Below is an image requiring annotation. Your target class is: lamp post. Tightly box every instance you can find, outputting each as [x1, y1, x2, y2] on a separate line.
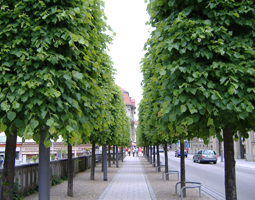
[195, 137, 197, 154]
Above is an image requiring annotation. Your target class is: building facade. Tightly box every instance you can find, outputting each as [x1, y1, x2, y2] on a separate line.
[120, 88, 136, 144]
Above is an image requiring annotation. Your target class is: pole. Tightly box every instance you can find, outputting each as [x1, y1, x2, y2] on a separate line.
[39, 126, 50, 200]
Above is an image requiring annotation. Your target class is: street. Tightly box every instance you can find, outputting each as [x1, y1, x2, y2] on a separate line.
[159, 151, 255, 200]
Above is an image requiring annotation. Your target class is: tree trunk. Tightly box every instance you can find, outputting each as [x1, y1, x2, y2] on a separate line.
[223, 127, 237, 200]
[102, 144, 107, 181]
[90, 142, 95, 180]
[153, 144, 156, 167]
[39, 126, 50, 200]
[180, 141, 186, 197]
[156, 144, 160, 172]
[121, 147, 124, 162]
[164, 141, 169, 180]
[108, 145, 111, 167]
[147, 146, 149, 161]
[116, 146, 119, 168]
[2, 131, 17, 200]
[149, 146, 152, 163]
[112, 145, 115, 164]
[147, 146, 150, 159]
[67, 142, 73, 197]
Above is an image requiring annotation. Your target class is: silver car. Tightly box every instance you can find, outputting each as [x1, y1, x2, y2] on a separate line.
[193, 150, 217, 164]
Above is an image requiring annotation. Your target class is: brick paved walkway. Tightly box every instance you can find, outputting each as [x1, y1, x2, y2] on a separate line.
[99, 156, 155, 200]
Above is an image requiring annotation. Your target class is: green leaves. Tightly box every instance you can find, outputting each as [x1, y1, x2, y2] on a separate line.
[7, 111, 16, 121]
[31, 119, 39, 130]
[138, 0, 255, 147]
[180, 105, 187, 113]
[44, 140, 52, 148]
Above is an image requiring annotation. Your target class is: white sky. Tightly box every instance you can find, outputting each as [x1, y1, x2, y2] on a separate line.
[104, 0, 151, 120]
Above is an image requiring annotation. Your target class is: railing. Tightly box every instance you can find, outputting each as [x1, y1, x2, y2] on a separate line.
[0, 155, 91, 195]
[95, 152, 124, 163]
[0, 152, 125, 196]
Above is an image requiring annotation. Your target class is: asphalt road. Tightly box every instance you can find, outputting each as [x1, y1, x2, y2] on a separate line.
[159, 151, 255, 200]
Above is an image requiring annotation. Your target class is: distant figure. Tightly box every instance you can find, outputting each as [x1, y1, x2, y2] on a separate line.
[186, 147, 189, 154]
[128, 148, 131, 156]
[132, 148, 135, 157]
[138, 148, 142, 156]
[0, 156, 3, 167]
[136, 148, 139, 157]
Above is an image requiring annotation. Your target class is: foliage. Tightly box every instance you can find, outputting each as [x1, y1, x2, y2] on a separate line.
[61, 148, 67, 158]
[138, 0, 255, 143]
[52, 174, 63, 186]
[51, 154, 55, 161]
[31, 155, 38, 163]
[0, 0, 114, 147]
[139, 1, 255, 199]
[13, 178, 22, 200]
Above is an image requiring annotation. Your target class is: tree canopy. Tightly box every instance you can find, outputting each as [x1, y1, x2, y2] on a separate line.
[0, 0, 116, 147]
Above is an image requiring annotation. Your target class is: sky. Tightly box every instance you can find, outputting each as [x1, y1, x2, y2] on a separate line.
[104, 0, 151, 120]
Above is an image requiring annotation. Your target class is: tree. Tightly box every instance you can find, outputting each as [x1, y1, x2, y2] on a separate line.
[143, 1, 255, 199]
[0, 0, 113, 198]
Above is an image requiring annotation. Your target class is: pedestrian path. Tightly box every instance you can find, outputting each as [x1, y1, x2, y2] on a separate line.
[99, 156, 156, 200]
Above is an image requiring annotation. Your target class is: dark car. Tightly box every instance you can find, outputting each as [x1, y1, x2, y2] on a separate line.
[175, 149, 187, 157]
[193, 150, 217, 164]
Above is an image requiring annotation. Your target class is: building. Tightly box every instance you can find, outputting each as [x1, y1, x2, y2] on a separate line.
[134, 120, 138, 143]
[120, 88, 136, 144]
[0, 132, 91, 163]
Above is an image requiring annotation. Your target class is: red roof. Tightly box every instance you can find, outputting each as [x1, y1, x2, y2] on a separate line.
[122, 93, 132, 105]
[119, 87, 135, 107]
[120, 88, 128, 93]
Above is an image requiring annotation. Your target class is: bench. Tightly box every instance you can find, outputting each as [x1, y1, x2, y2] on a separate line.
[162, 170, 179, 181]
[175, 181, 202, 200]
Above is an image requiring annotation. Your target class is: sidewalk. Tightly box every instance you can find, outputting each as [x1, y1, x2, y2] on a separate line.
[24, 155, 211, 200]
[98, 156, 155, 200]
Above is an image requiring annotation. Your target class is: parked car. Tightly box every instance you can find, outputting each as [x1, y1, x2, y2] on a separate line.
[159, 147, 164, 153]
[175, 149, 187, 157]
[193, 150, 217, 164]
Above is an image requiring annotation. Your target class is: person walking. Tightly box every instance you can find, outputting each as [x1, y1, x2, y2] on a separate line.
[132, 148, 135, 157]
[128, 148, 131, 156]
[136, 147, 139, 157]
[0, 156, 3, 168]
[138, 147, 142, 157]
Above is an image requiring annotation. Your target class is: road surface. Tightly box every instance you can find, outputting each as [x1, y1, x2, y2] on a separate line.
[159, 151, 255, 200]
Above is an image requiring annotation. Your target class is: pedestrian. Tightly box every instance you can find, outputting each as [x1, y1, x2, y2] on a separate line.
[138, 147, 142, 157]
[132, 148, 135, 157]
[136, 147, 139, 157]
[128, 148, 131, 156]
[0, 156, 3, 168]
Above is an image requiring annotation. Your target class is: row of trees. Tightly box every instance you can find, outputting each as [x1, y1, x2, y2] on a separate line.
[0, 0, 130, 199]
[137, 1, 255, 200]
